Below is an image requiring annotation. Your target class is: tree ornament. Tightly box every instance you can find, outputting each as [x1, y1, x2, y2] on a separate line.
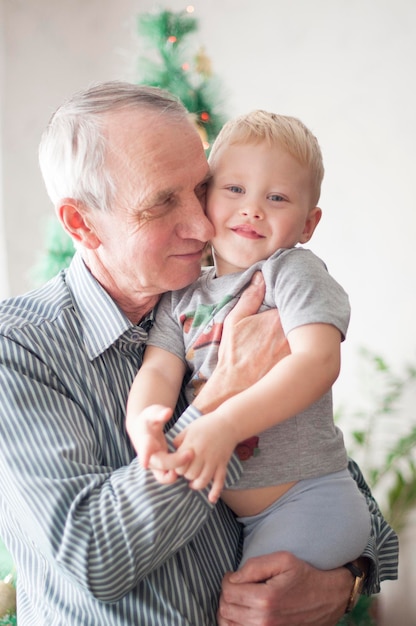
[195, 47, 212, 78]
[136, 8, 227, 149]
[0, 575, 16, 619]
[196, 124, 209, 150]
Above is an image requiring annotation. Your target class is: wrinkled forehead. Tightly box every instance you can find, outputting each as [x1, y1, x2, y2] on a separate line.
[102, 108, 208, 207]
[104, 107, 198, 162]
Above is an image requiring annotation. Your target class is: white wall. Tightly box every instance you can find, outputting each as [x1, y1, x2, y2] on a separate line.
[0, 0, 9, 297]
[1, 0, 415, 621]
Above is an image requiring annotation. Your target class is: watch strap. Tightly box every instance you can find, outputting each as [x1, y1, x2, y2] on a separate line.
[343, 562, 366, 613]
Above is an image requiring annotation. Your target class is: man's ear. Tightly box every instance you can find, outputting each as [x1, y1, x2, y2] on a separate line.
[57, 199, 101, 249]
[299, 207, 322, 244]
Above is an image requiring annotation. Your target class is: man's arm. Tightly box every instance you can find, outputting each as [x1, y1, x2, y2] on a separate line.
[347, 457, 399, 593]
[0, 273, 285, 602]
[0, 339, 225, 602]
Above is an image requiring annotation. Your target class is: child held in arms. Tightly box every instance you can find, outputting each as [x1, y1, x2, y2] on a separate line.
[126, 110, 370, 569]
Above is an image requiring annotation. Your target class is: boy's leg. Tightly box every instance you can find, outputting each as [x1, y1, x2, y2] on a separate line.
[237, 469, 371, 570]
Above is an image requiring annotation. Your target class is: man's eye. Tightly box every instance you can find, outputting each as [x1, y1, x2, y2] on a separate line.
[196, 183, 208, 201]
[139, 196, 176, 221]
[157, 195, 178, 210]
[162, 195, 175, 205]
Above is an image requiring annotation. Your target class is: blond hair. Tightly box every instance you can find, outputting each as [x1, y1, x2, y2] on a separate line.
[209, 110, 324, 205]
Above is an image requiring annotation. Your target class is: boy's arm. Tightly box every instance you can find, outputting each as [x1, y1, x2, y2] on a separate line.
[217, 321, 341, 442]
[127, 345, 186, 416]
[171, 322, 341, 500]
[126, 346, 190, 475]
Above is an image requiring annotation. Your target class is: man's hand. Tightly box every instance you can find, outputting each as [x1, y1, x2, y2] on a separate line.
[217, 552, 351, 626]
[194, 272, 290, 414]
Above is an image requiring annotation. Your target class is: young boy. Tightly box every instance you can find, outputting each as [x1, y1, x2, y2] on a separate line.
[126, 110, 370, 569]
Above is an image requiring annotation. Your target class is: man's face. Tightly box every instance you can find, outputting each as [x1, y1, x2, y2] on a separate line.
[86, 109, 214, 310]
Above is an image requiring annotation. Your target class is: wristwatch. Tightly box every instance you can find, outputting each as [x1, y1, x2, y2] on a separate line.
[343, 562, 366, 613]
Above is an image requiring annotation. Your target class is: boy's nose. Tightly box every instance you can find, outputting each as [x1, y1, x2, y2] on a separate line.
[239, 204, 264, 220]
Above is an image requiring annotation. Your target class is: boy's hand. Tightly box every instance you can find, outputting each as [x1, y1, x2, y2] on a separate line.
[127, 404, 193, 484]
[172, 413, 238, 503]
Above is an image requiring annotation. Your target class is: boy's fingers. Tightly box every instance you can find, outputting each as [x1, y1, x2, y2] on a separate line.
[208, 467, 226, 503]
[152, 469, 178, 484]
[144, 405, 173, 427]
[150, 448, 194, 471]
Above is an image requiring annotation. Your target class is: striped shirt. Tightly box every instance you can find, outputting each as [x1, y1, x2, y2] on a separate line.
[0, 252, 398, 625]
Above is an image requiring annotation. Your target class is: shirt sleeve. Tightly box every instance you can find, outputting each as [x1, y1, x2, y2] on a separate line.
[347, 458, 399, 594]
[0, 332, 241, 603]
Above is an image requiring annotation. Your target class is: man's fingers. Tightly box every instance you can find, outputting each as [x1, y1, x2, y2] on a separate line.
[225, 271, 265, 322]
[228, 552, 288, 584]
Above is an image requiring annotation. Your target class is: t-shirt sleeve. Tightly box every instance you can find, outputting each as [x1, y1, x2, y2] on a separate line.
[146, 291, 187, 363]
[268, 248, 350, 340]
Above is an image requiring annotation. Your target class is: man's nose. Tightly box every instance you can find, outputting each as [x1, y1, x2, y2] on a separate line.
[177, 201, 215, 241]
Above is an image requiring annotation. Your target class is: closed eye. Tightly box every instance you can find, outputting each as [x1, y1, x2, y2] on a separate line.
[195, 181, 208, 203]
[138, 192, 177, 222]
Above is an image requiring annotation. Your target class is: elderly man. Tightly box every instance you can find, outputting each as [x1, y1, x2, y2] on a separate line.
[0, 82, 397, 625]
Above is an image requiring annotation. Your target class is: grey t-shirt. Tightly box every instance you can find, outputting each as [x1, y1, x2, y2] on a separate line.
[147, 247, 350, 488]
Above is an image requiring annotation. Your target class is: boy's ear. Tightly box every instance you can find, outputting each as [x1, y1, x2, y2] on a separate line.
[299, 207, 322, 244]
[57, 199, 101, 249]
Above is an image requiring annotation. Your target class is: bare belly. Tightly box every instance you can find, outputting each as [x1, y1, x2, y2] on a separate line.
[222, 481, 297, 517]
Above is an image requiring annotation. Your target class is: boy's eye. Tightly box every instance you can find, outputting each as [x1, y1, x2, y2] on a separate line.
[227, 185, 244, 194]
[269, 194, 285, 202]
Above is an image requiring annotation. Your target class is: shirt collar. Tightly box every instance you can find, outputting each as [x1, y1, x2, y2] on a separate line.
[65, 252, 154, 360]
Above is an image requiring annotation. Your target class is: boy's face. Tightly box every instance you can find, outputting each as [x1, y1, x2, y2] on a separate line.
[206, 141, 321, 276]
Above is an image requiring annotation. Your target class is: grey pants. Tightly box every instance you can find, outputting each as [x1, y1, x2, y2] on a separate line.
[237, 469, 371, 569]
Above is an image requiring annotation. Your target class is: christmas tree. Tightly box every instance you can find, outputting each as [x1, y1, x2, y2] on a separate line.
[31, 218, 76, 286]
[136, 7, 227, 150]
[33, 7, 224, 284]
